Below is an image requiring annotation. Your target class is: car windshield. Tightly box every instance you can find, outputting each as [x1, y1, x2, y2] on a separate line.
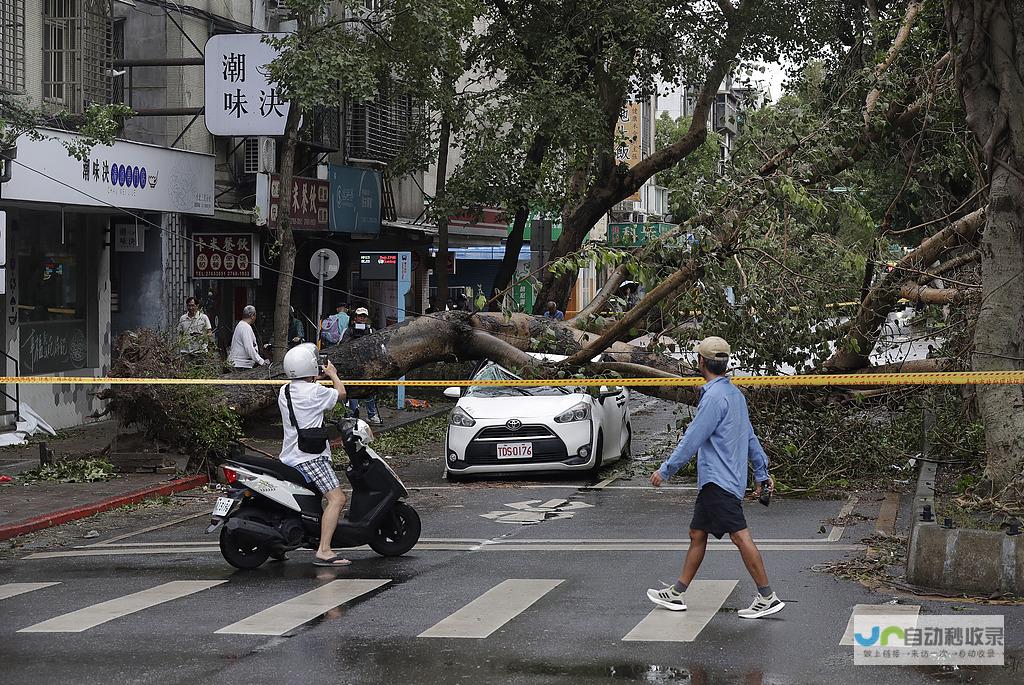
[466, 363, 568, 397]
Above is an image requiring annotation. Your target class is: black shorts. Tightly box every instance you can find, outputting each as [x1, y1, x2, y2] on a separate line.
[690, 482, 748, 539]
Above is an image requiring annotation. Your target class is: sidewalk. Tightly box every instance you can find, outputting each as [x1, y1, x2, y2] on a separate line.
[0, 403, 451, 542]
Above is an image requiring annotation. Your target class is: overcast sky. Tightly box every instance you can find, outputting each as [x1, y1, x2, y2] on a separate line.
[656, 62, 790, 118]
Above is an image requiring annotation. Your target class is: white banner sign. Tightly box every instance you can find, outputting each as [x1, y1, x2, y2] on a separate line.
[3, 129, 215, 215]
[114, 224, 145, 252]
[205, 33, 291, 136]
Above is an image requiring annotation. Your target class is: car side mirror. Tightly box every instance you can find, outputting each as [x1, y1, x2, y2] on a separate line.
[443, 387, 461, 400]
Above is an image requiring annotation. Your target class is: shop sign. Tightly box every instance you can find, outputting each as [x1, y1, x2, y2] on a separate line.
[191, 233, 260, 279]
[20, 320, 89, 374]
[260, 174, 330, 231]
[615, 103, 642, 201]
[3, 129, 215, 215]
[329, 164, 381, 234]
[114, 224, 145, 252]
[204, 33, 291, 136]
[607, 222, 675, 247]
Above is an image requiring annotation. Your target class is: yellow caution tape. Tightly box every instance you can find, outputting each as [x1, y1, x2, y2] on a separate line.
[1, 371, 1024, 387]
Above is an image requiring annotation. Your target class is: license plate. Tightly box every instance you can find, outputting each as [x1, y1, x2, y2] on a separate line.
[496, 442, 533, 459]
[212, 496, 234, 517]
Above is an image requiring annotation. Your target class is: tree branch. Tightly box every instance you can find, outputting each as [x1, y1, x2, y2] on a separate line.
[864, 0, 926, 124]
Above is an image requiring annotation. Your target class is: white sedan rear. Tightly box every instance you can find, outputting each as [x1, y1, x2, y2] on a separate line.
[444, 359, 631, 478]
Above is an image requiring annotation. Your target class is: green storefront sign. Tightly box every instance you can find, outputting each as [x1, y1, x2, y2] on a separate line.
[510, 280, 535, 312]
[607, 222, 675, 247]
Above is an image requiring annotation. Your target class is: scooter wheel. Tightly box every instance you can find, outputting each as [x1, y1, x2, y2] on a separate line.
[219, 527, 271, 569]
[369, 502, 421, 557]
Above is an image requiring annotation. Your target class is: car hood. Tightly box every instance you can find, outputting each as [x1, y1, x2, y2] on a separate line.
[459, 394, 587, 420]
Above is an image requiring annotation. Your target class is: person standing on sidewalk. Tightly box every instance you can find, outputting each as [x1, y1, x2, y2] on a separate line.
[646, 336, 784, 619]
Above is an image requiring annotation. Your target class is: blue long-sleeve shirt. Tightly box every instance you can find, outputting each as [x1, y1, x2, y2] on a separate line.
[658, 376, 770, 500]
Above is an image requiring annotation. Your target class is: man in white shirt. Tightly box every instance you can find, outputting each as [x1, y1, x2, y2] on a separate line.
[227, 305, 267, 369]
[279, 345, 348, 566]
[177, 297, 212, 354]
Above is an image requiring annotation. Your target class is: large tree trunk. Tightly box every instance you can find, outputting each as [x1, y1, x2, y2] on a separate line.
[493, 134, 550, 301]
[271, 103, 304, 362]
[948, 0, 1024, 490]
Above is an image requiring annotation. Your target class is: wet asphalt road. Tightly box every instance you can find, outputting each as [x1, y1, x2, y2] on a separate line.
[2, 400, 1023, 684]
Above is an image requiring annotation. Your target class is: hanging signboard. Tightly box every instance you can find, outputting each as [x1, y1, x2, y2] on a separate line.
[205, 33, 291, 136]
[3, 129, 215, 215]
[257, 173, 330, 231]
[615, 103, 642, 202]
[114, 224, 145, 252]
[191, 233, 260, 279]
[329, 164, 381, 234]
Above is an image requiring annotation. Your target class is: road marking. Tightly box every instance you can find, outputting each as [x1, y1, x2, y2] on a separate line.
[827, 495, 860, 542]
[87, 512, 211, 546]
[0, 582, 60, 601]
[480, 499, 593, 524]
[24, 539, 864, 559]
[215, 579, 390, 636]
[875, 492, 900, 535]
[18, 580, 225, 633]
[623, 580, 737, 642]
[418, 579, 563, 638]
[840, 604, 920, 645]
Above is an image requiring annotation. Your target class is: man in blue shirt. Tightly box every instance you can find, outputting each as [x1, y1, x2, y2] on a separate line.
[647, 336, 784, 619]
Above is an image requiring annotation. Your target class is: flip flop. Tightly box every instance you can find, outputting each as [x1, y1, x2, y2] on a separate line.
[312, 556, 351, 567]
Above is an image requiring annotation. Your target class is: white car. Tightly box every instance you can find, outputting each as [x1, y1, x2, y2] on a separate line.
[443, 355, 632, 478]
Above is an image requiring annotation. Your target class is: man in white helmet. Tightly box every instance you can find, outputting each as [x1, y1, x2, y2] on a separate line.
[279, 343, 350, 566]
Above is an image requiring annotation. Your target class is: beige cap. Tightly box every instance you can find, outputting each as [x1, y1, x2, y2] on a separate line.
[696, 336, 730, 360]
[355, 307, 369, 315]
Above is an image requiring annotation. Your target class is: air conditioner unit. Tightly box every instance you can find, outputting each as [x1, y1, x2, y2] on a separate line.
[243, 137, 276, 175]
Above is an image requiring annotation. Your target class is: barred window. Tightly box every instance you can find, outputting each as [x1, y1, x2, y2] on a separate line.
[0, 0, 25, 93]
[42, 0, 111, 113]
[347, 93, 421, 163]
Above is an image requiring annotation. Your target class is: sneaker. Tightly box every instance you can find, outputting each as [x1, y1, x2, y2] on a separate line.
[646, 585, 687, 611]
[368, 415, 384, 426]
[737, 592, 785, 619]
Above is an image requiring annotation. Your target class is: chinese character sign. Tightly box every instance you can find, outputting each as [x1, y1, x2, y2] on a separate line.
[268, 174, 330, 231]
[192, 233, 259, 279]
[329, 164, 381, 235]
[205, 34, 291, 136]
[615, 102, 642, 201]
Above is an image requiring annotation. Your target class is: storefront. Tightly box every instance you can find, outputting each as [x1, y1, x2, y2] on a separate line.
[1, 128, 214, 429]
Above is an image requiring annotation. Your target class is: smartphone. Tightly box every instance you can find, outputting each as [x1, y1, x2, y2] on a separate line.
[758, 481, 772, 507]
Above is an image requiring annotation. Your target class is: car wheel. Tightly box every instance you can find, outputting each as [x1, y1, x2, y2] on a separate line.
[589, 431, 604, 477]
[620, 423, 632, 459]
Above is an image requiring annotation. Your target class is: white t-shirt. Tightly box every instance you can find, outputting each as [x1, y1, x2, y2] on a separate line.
[228, 320, 265, 368]
[278, 381, 340, 466]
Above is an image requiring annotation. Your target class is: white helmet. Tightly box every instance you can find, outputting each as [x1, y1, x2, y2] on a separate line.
[283, 342, 321, 379]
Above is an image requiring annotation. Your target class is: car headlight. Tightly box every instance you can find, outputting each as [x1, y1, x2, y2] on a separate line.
[554, 402, 591, 423]
[450, 406, 476, 427]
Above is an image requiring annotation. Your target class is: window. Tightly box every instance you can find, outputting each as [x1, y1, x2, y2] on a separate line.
[16, 211, 96, 373]
[347, 92, 421, 163]
[0, 0, 25, 93]
[42, 0, 111, 113]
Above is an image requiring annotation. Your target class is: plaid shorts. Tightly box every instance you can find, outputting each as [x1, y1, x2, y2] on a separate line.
[295, 457, 341, 494]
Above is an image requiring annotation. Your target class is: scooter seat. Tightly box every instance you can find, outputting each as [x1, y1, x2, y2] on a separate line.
[226, 452, 311, 488]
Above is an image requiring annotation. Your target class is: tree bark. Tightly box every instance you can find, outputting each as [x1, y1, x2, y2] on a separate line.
[272, 103, 304, 362]
[433, 116, 452, 310]
[531, 1, 756, 312]
[948, 0, 1024, 490]
[492, 134, 550, 299]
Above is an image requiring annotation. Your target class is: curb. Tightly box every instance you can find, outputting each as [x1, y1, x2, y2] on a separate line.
[0, 474, 209, 542]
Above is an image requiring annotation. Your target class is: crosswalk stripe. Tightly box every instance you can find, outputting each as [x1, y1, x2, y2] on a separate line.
[215, 579, 390, 636]
[18, 580, 225, 633]
[0, 582, 61, 601]
[622, 580, 738, 642]
[839, 604, 920, 645]
[418, 579, 563, 638]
